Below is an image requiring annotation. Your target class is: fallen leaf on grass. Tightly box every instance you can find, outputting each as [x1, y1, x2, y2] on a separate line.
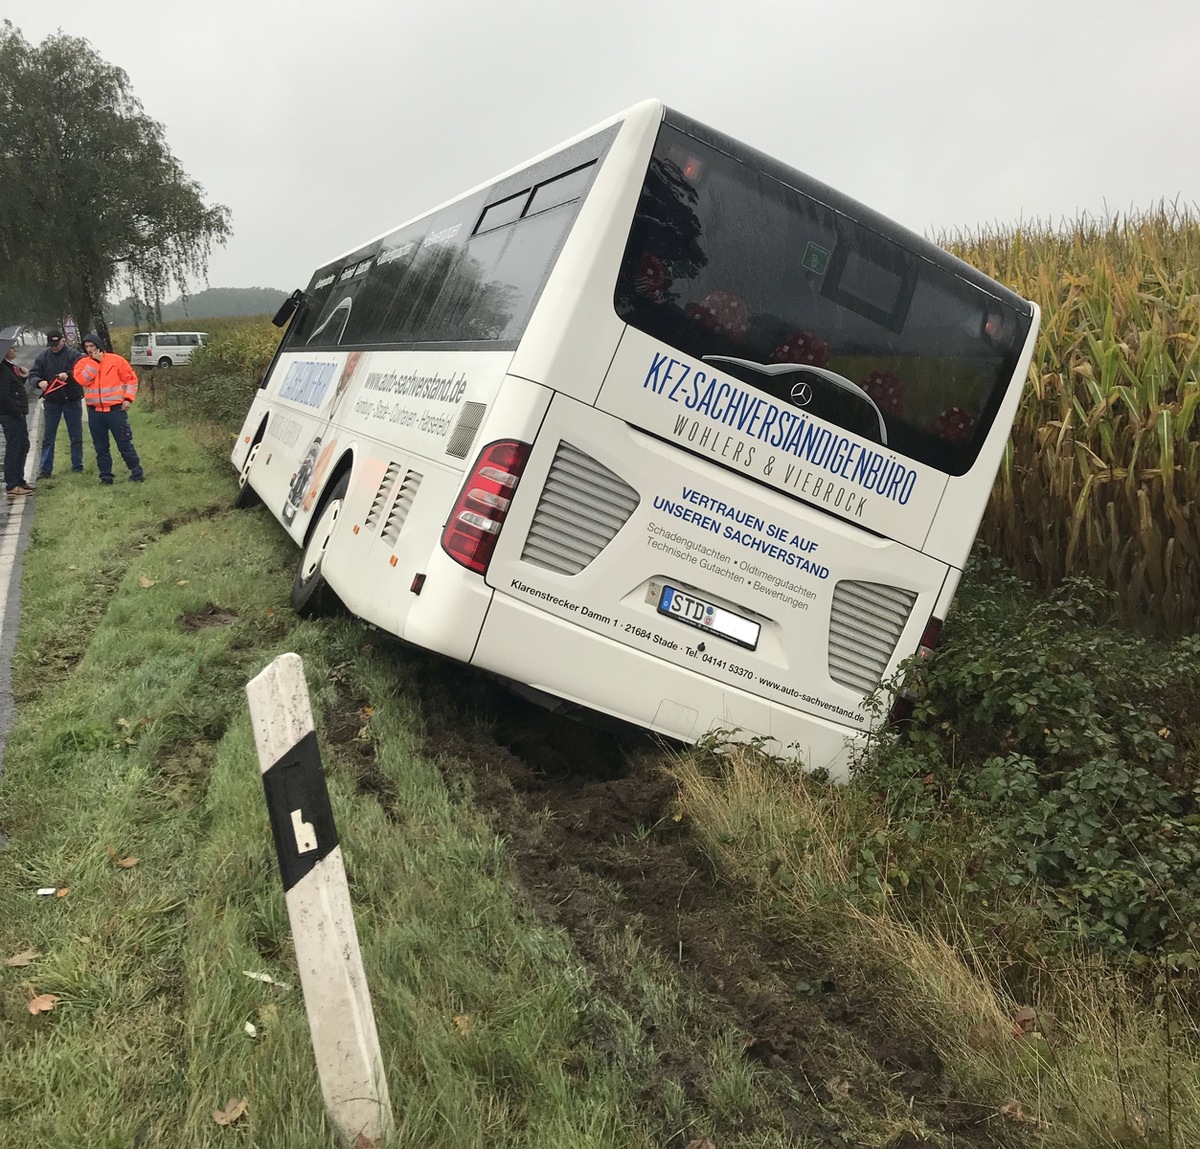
[106, 846, 140, 869]
[452, 1013, 472, 1035]
[177, 580, 189, 586]
[5, 949, 39, 967]
[138, 576, 156, 588]
[998, 1098, 1042, 1128]
[55, 888, 69, 898]
[354, 1136, 386, 1149]
[1011, 1005, 1039, 1037]
[242, 970, 292, 992]
[212, 1097, 247, 1126]
[826, 1074, 851, 1098]
[27, 992, 60, 1014]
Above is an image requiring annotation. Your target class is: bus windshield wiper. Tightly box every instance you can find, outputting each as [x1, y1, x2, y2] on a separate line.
[702, 356, 887, 446]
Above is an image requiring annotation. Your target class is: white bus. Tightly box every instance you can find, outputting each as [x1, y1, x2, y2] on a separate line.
[232, 100, 1039, 779]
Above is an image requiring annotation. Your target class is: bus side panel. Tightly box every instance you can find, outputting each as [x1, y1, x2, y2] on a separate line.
[250, 403, 335, 545]
[314, 373, 554, 658]
[236, 351, 348, 545]
[232, 393, 271, 471]
[243, 347, 518, 550]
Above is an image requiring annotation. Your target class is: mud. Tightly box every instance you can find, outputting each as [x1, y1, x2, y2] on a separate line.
[337, 652, 1012, 1147]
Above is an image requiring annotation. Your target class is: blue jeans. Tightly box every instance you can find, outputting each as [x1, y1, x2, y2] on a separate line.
[0, 413, 30, 489]
[87, 406, 143, 482]
[40, 400, 84, 475]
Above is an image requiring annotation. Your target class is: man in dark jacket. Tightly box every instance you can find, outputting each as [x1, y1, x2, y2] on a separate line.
[28, 330, 85, 477]
[0, 345, 35, 496]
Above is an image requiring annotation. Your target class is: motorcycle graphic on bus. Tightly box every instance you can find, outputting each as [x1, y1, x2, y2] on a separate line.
[281, 351, 363, 526]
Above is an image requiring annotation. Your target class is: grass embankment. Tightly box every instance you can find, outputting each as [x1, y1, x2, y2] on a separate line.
[0, 408, 661, 1147]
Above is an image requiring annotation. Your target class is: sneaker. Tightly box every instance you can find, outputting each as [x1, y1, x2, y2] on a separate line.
[99, 478, 113, 486]
[38, 472, 51, 479]
[130, 474, 145, 483]
[7, 485, 33, 496]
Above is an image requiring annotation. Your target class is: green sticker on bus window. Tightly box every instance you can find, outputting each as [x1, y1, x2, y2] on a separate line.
[802, 242, 830, 276]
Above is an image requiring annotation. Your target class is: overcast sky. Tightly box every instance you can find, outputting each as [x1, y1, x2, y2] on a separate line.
[10, 0, 1200, 299]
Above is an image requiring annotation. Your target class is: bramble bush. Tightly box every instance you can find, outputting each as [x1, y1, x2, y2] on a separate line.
[857, 556, 1200, 964]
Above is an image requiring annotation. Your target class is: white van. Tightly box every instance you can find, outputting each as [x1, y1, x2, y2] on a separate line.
[130, 331, 207, 368]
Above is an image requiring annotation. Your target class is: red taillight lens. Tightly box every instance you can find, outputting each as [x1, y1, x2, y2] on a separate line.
[915, 617, 942, 661]
[888, 615, 943, 724]
[441, 439, 531, 574]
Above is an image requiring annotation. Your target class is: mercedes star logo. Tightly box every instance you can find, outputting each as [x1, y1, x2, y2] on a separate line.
[789, 380, 812, 407]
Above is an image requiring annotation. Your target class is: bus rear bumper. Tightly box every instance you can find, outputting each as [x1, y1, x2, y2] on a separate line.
[472, 591, 865, 780]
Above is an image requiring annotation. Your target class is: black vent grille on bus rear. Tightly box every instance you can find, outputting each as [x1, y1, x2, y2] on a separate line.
[445, 402, 487, 459]
[382, 470, 422, 546]
[520, 442, 640, 575]
[365, 462, 402, 531]
[827, 580, 918, 696]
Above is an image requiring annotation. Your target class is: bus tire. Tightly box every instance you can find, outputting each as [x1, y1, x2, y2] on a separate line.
[233, 441, 263, 509]
[291, 474, 349, 618]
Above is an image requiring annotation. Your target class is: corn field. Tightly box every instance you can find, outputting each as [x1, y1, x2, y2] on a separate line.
[947, 203, 1200, 636]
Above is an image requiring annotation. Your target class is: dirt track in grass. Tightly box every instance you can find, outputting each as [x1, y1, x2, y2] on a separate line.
[329, 654, 1011, 1149]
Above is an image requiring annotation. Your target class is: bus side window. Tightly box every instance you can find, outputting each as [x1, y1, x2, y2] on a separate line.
[526, 162, 594, 216]
[476, 191, 530, 235]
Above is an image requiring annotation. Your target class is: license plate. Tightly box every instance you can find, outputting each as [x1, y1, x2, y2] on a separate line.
[657, 585, 760, 650]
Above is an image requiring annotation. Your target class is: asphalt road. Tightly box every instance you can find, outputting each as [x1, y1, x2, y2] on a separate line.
[0, 342, 43, 849]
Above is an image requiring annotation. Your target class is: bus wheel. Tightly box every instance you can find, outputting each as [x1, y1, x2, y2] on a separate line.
[291, 474, 348, 618]
[233, 441, 262, 509]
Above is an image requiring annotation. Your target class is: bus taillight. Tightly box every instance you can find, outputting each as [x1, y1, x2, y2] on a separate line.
[916, 616, 943, 660]
[888, 616, 943, 724]
[441, 439, 531, 574]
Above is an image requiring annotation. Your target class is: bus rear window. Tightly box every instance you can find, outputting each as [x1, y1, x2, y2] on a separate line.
[615, 123, 1033, 475]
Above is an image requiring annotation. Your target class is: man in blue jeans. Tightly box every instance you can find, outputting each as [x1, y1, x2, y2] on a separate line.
[73, 334, 144, 484]
[28, 330, 84, 477]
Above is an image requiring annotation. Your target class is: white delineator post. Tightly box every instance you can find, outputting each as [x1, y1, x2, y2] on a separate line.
[246, 653, 393, 1147]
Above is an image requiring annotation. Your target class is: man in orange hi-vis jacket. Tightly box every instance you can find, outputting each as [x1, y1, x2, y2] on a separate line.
[73, 333, 145, 484]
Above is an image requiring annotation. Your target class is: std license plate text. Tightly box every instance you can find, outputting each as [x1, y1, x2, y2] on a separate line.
[657, 585, 760, 650]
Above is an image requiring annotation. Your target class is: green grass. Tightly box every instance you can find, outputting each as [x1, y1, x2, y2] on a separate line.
[0, 399, 831, 1148]
[0, 409, 649, 1147]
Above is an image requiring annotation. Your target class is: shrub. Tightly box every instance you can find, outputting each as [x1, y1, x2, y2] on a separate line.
[865, 556, 1200, 961]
